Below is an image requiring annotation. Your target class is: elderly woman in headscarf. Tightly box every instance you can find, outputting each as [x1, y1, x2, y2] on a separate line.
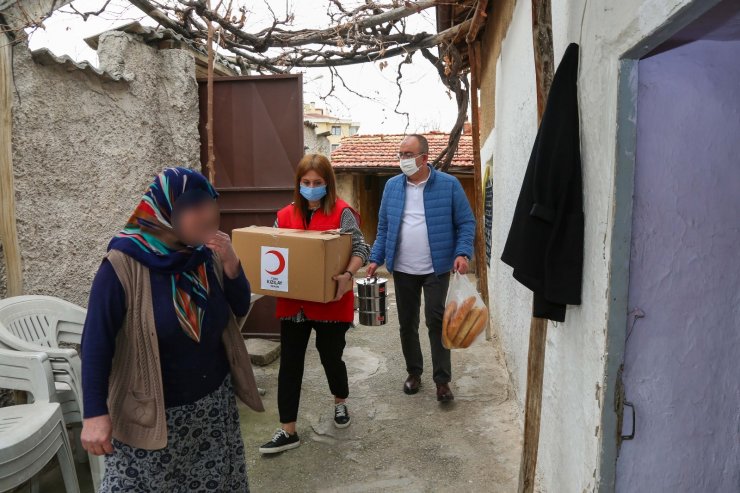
[80, 167, 263, 492]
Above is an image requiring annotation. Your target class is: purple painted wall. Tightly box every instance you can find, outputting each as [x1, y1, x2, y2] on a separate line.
[616, 39, 740, 492]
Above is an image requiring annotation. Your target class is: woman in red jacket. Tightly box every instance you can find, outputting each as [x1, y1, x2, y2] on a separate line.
[259, 154, 369, 454]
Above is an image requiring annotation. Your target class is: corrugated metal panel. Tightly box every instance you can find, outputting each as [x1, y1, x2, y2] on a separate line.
[31, 48, 131, 81]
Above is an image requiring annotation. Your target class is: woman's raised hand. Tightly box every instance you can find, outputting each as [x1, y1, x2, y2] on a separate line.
[207, 231, 241, 279]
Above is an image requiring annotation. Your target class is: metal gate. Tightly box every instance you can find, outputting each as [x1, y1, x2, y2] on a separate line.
[198, 74, 304, 338]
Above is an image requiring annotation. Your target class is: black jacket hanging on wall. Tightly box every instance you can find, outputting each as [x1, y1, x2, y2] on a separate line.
[501, 43, 583, 322]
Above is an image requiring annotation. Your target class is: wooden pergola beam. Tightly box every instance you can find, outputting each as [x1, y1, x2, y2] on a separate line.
[467, 40, 491, 338]
[0, 34, 23, 296]
[530, 0, 555, 119]
[205, 0, 216, 184]
[517, 1, 554, 492]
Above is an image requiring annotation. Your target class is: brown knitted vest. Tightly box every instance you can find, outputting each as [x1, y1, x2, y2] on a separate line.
[105, 250, 264, 450]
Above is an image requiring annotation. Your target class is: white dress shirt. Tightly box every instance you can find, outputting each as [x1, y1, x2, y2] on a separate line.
[393, 177, 434, 275]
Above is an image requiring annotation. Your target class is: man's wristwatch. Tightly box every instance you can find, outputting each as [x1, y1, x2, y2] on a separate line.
[344, 270, 354, 279]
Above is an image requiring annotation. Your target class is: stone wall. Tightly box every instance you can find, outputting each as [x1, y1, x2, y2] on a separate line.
[2, 31, 200, 306]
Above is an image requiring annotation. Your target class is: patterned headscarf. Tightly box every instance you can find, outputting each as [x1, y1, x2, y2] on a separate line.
[109, 167, 218, 342]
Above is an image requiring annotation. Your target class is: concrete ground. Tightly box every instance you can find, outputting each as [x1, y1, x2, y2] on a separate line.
[31, 277, 522, 493]
[242, 277, 522, 493]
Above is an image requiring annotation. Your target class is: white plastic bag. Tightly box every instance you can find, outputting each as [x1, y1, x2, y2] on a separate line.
[442, 272, 488, 349]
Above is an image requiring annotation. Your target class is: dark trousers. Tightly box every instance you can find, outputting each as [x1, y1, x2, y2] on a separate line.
[392, 271, 451, 384]
[278, 319, 350, 424]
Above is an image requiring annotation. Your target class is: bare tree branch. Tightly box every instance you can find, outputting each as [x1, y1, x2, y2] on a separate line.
[393, 52, 413, 132]
[66, 0, 113, 21]
[420, 43, 469, 171]
[6, 0, 480, 165]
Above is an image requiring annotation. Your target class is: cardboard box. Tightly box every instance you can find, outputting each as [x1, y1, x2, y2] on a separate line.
[232, 226, 351, 303]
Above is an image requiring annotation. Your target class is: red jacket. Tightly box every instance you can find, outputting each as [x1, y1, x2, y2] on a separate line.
[275, 199, 356, 322]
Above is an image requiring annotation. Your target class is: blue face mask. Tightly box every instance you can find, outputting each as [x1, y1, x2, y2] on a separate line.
[300, 184, 327, 202]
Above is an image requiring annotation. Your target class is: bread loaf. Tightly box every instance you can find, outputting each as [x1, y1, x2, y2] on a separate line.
[448, 296, 475, 344]
[442, 326, 453, 348]
[443, 300, 457, 333]
[452, 306, 482, 347]
[461, 309, 487, 348]
[442, 300, 457, 348]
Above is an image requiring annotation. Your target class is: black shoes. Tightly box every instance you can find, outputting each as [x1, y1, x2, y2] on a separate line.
[436, 383, 455, 402]
[259, 429, 301, 454]
[404, 374, 422, 395]
[334, 403, 351, 429]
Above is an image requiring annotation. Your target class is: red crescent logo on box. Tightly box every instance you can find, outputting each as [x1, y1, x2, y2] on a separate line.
[264, 249, 286, 275]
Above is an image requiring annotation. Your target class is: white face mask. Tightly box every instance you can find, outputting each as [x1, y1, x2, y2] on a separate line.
[399, 157, 421, 176]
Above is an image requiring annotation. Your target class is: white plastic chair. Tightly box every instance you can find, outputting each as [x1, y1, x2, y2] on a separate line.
[0, 296, 84, 410]
[0, 296, 103, 490]
[0, 341, 83, 455]
[0, 347, 80, 492]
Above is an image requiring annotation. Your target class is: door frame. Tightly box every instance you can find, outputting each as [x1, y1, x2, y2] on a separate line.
[597, 0, 726, 490]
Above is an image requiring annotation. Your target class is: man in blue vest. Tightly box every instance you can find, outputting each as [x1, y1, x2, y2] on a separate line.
[367, 134, 476, 402]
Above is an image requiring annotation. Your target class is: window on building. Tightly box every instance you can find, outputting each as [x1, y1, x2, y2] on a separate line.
[349, 126, 359, 136]
[331, 126, 342, 136]
[331, 144, 340, 152]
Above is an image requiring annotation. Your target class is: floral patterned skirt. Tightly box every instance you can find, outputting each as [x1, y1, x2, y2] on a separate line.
[100, 374, 249, 492]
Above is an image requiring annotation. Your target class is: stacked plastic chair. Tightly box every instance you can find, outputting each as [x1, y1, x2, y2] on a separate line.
[0, 347, 80, 492]
[0, 295, 102, 490]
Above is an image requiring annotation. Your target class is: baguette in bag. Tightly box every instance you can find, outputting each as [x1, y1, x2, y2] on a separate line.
[442, 273, 488, 349]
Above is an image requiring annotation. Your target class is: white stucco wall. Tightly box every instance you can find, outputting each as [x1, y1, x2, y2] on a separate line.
[481, 0, 538, 415]
[2, 34, 200, 306]
[480, 0, 699, 491]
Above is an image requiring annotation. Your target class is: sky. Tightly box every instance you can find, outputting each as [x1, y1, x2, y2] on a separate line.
[27, 0, 462, 135]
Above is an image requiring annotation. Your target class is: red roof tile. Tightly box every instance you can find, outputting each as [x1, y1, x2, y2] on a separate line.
[330, 132, 474, 169]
